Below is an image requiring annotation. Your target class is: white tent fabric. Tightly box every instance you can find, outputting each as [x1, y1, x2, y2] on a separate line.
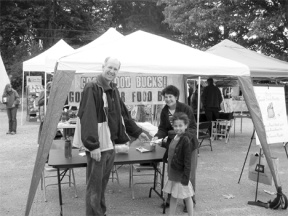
[0, 54, 10, 98]
[21, 39, 74, 125]
[23, 39, 74, 73]
[206, 39, 288, 78]
[57, 30, 250, 77]
[75, 27, 123, 52]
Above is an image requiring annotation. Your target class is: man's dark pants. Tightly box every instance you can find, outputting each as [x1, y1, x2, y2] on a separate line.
[86, 149, 115, 216]
[204, 107, 220, 122]
[7, 107, 17, 132]
[205, 107, 220, 135]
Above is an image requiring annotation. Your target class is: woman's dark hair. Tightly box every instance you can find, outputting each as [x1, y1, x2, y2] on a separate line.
[161, 85, 180, 98]
[171, 112, 190, 125]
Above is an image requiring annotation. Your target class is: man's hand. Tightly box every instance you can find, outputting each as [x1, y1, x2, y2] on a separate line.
[90, 148, 101, 161]
[138, 132, 149, 142]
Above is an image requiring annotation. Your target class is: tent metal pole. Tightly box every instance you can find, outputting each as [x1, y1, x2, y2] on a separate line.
[44, 72, 47, 114]
[21, 70, 25, 125]
[196, 76, 201, 139]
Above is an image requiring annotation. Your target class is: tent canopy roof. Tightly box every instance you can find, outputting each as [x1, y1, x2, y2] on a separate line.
[23, 39, 74, 72]
[75, 28, 123, 53]
[206, 39, 288, 78]
[57, 30, 250, 78]
[0, 54, 10, 97]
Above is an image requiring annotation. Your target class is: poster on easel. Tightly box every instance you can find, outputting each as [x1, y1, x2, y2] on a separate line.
[254, 85, 288, 145]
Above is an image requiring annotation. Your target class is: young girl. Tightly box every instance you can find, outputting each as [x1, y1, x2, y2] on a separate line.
[162, 112, 194, 216]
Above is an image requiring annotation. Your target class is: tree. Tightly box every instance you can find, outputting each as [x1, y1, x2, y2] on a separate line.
[110, 0, 173, 37]
[158, 0, 288, 61]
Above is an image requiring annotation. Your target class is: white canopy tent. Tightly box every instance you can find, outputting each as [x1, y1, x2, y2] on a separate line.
[26, 30, 285, 215]
[206, 39, 288, 79]
[23, 39, 74, 73]
[75, 27, 123, 52]
[21, 39, 75, 125]
[0, 54, 10, 98]
[57, 31, 249, 76]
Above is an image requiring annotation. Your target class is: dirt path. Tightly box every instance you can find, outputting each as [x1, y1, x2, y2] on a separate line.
[0, 109, 287, 216]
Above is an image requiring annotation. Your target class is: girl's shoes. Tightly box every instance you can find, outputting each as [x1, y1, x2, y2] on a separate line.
[160, 202, 170, 208]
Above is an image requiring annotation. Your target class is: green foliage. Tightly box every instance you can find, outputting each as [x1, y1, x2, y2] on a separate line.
[159, 0, 288, 60]
[111, 0, 171, 36]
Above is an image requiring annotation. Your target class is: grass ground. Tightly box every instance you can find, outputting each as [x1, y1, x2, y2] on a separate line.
[0, 106, 287, 216]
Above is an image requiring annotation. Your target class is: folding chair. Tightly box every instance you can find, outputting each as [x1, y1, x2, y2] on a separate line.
[110, 165, 120, 184]
[198, 121, 212, 153]
[41, 164, 77, 202]
[129, 163, 161, 199]
[211, 119, 232, 143]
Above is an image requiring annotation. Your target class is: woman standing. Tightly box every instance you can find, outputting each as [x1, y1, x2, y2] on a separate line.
[2, 84, 20, 135]
[153, 85, 198, 211]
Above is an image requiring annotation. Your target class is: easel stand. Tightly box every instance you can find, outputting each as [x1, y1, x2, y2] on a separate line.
[237, 129, 270, 208]
[238, 129, 255, 184]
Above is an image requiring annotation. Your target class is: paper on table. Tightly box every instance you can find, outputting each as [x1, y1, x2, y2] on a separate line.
[136, 147, 152, 153]
[79, 152, 86, 157]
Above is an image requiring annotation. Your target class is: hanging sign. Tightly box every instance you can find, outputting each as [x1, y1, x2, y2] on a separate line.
[68, 73, 184, 107]
[254, 86, 288, 145]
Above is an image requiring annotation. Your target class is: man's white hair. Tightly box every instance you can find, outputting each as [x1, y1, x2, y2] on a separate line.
[104, 57, 121, 69]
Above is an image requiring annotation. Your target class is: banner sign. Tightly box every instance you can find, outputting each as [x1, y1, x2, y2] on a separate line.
[254, 86, 288, 145]
[68, 73, 185, 106]
[26, 76, 42, 86]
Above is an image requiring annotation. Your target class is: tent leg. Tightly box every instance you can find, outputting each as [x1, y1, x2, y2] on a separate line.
[21, 70, 25, 126]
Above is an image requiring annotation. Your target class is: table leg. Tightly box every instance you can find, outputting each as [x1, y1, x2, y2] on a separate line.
[161, 162, 166, 214]
[148, 162, 166, 214]
[130, 165, 135, 199]
[234, 118, 236, 138]
[57, 168, 63, 216]
[240, 117, 243, 133]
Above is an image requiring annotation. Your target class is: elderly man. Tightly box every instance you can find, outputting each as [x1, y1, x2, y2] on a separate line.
[78, 57, 149, 216]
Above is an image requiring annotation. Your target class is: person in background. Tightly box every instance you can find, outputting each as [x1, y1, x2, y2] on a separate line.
[202, 77, 222, 123]
[187, 80, 194, 106]
[2, 83, 20, 135]
[152, 85, 198, 212]
[162, 112, 194, 216]
[78, 57, 149, 216]
[191, 84, 203, 114]
[38, 82, 52, 121]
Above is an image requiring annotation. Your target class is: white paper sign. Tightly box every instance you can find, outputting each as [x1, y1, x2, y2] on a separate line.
[254, 86, 288, 145]
[26, 76, 42, 86]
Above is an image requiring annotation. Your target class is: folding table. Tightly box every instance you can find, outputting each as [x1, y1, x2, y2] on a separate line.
[48, 145, 166, 215]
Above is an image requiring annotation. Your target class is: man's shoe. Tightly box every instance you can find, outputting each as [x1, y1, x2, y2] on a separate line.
[6, 131, 11, 134]
[10, 132, 16, 135]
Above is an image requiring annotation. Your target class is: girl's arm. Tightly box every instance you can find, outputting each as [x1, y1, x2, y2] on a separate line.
[181, 137, 192, 186]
